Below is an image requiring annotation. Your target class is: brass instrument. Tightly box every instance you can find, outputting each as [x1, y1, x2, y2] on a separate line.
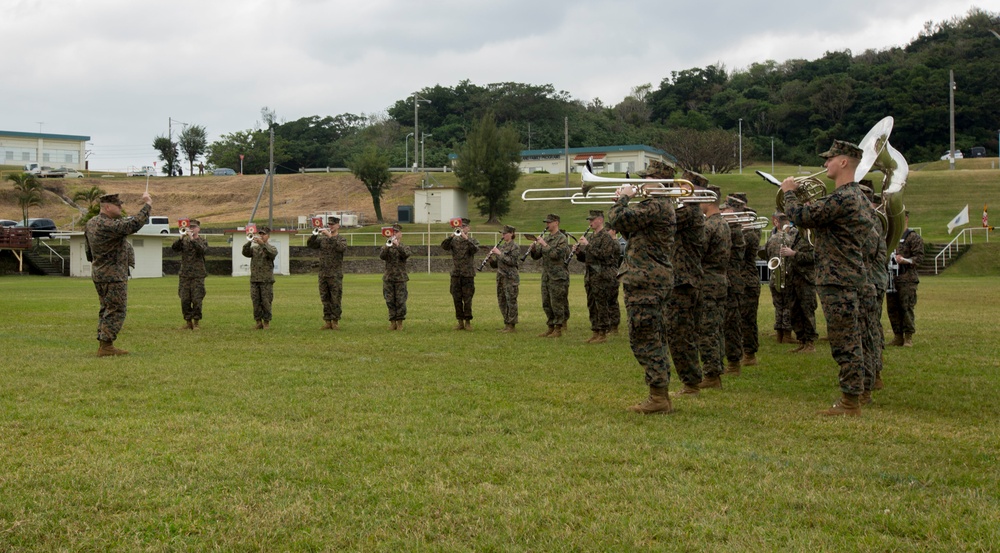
[855, 116, 908, 249]
[454, 227, 463, 237]
[757, 169, 829, 212]
[767, 224, 791, 289]
[180, 227, 189, 236]
[521, 161, 714, 203]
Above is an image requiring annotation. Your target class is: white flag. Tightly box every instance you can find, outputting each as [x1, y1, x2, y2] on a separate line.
[947, 204, 970, 234]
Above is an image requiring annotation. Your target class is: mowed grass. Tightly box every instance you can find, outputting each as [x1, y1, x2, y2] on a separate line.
[1, 272, 999, 551]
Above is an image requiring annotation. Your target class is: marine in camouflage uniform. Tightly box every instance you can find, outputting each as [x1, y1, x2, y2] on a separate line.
[782, 139, 877, 416]
[441, 217, 479, 330]
[85, 193, 152, 356]
[721, 202, 747, 374]
[170, 218, 208, 329]
[488, 225, 520, 332]
[765, 214, 793, 342]
[241, 227, 278, 329]
[380, 224, 412, 330]
[608, 229, 624, 333]
[530, 214, 571, 337]
[666, 195, 706, 393]
[608, 178, 676, 414]
[737, 198, 762, 365]
[859, 197, 885, 403]
[307, 216, 348, 329]
[575, 210, 619, 343]
[886, 213, 923, 347]
[697, 187, 731, 388]
[784, 224, 819, 350]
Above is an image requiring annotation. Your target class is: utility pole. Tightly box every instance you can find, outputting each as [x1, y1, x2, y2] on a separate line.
[738, 118, 743, 175]
[412, 93, 430, 172]
[949, 70, 956, 171]
[564, 117, 569, 187]
[268, 128, 274, 229]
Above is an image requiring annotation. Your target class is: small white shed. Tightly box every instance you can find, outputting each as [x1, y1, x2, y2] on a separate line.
[55, 232, 170, 279]
[225, 229, 293, 277]
[413, 187, 469, 224]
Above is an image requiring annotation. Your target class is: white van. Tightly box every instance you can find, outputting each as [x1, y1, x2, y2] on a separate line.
[23, 163, 40, 175]
[136, 216, 171, 235]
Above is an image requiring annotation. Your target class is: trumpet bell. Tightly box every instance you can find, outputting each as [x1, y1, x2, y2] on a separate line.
[312, 227, 321, 235]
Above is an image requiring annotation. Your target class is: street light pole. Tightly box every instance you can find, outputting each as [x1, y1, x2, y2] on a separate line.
[738, 118, 743, 175]
[405, 132, 414, 170]
[949, 70, 956, 171]
[771, 136, 774, 174]
[412, 93, 430, 173]
[421, 133, 432, 171]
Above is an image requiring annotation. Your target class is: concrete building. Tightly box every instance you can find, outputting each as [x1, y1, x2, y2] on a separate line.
[55, 232, 170, 279]
[518, 144, 675, 175]
[413, 187, 468, 224]
[0, 130, 90, 170]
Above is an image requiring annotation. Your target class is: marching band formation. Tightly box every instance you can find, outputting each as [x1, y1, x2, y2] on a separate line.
[84, 119, 918, 418]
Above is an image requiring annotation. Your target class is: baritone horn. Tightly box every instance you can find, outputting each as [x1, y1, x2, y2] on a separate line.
[756, 169, 829, 212]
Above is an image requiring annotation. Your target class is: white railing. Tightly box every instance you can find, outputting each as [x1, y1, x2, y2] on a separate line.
[293, 231, 579, 247]
[935, 227, 991, 274]
[35, 239, 66, 273]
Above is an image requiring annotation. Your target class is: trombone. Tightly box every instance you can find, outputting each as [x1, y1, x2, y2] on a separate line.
[521, 162, 715, 203]
[722, 211, 770, 230]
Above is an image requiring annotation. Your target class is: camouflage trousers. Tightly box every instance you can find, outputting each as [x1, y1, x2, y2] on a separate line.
[383, 281, 408, 321]
[319, 274, 344, 322]
[665, 284, 703, 387]
[450, 275, 475, 321]
[178, 277, 206, 322]
[625, 286, 671, 389]
[886, 282, 918, 336]
[609, 282, 621, 329]
[875, 290, 886, 347]
[789, 279, 818, 343]
[541, 274, 570, 327]
[817, 285, 865, 395]
[860, 284, 882, 390]
[584, 274, 617, 332]
[770, 284, 792, 331]
[250, 281, 274, 322]
[723, 291, 744, 363]
[698, 293, 726, 378]
[94, 281, 128, 342]
[496, 276, 519, 325]
[741, 285, 761, 355]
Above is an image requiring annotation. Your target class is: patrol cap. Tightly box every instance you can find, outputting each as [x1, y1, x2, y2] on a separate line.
[327, 216, 341, 225]
[258, 226, 271, 235]
[682, 170, 709, 187]
[638, 159, 676, 179]
[502, 225, 516, 234]
[586, 210, 604, 221]
[725, 195, 746, 210]
[99, 193, 123, 206]
[732, 192, 749, 204]
[819, 140, 863, 159]
[543, 213, 560, 223]
[189, 219, 201, 227]
[391, 223, 403, 231]
[707, 185, 722, 199]
[460, 217, 471, 226]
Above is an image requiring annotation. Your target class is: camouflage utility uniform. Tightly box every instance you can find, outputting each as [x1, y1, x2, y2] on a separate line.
[380, 240, 412, 323]
[490, 239, 521, 326]
[765, 226, 792, 335]
[887, 228, 923, 340]
[531, 231, 571, 328]
[171, 233, 208, 323]
[666, 204, 705, 388]
[698, 212, 731, 379]
[784, 182, 875, 396]
[608, 195, 676, 389]
[242, 240, 278, 323]
[307, 231, 348, 324]
[576, 228, 620, 334]
[723, 221, 746, 367]
[441, 233, 480, 323]
[740, 224, 762, 358]
[85, 204, 151, 344]
[786, 227, 818, 344]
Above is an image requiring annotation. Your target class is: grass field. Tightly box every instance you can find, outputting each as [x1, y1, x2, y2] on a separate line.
[2, 269, 999, 551]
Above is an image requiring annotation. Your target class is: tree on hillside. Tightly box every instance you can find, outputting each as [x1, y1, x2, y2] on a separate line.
[73, 185, 105, 223]
[206, 130, 291, 174]
[179, 125, 208, 176]
[6, 172, 43, 225]
[153, 135, 179, 176]
[348, 145, 394, 223]
[453, 112, 522, 224]
[656, 128, 754, 174]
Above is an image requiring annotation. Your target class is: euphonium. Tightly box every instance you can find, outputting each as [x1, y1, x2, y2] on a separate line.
[756, 170, 829, 212]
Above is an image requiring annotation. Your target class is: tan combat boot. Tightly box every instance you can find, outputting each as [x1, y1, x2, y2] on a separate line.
[698, 375, 722, 389]
[798, 342, 816, 353]
[548, 325, 563, 338]
[903, 333, 913, 347]
[776, 330, 786, 344]
[464, 320, 472, 331]
[627, 386, 674, 414]
[723, 360, 741, 376]
[180, 320, 193, 330]
[389, 321, 398, 331]
[742, 353, 758, 366]
[860, 390, 873, 406]
[590, 330, 607, 344]
[97, 340, 129, 357]
[262, 321, 270, 330]
[455, 320, 465, 331]
[538, 326, 554, 337]
[890, 334, 904, 347]
[322, 320, 333, 330]
[192, 320, 200, 330]
[671, 383, 701, 396]
[330, 320, 340, 330]
[255, 320, 264, 330]
[873, 373, 884, 390]
[396, 320, 403, 330]
[819, 394, 861, 416]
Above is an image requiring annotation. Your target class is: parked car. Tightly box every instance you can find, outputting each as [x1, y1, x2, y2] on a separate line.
[38, 167, 67, 178]
[0, 219, 19, 228]
[940, 150, 964, 160]
[14, 218, 57, 238]
[135, 216, 171, 235]
[23, 163, 41, 175]
[62, 169, 84, 178]
[970, 146, 987, 158]
[212, 168, 237, 176]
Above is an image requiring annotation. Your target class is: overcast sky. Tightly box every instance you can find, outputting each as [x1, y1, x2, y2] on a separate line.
[3, 0, 987, 171]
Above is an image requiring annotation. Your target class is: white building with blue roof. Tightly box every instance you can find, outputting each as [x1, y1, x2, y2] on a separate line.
[0, 130, 90, 170]
[518, 144, 676, 175]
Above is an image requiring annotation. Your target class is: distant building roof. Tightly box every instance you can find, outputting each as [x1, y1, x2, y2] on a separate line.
[0, 130, 91, 142]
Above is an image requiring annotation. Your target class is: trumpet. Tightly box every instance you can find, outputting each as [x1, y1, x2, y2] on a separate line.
[313, 227, 322, 235]
[454, 227, 463, 237]
[180, 226, 189, 236]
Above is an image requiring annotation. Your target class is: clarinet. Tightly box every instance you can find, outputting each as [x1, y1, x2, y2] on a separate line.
[565, 228, 592, 265]
[477, 239, 504, 272]
[521, 228, 546, 262]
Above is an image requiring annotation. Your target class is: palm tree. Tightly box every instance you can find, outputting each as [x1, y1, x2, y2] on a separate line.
[6, 172, 44, 225]
[73, 185, 105, 209]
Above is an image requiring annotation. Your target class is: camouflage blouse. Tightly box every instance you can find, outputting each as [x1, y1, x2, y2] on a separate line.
[85, 204, 151, 283]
